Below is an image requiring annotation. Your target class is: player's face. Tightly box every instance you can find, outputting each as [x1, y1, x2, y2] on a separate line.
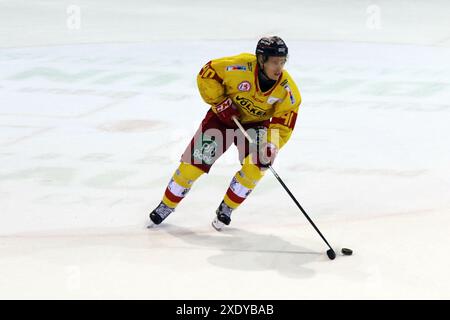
[263, 56, 287, 81]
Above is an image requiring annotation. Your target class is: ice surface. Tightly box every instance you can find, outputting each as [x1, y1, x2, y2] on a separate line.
[0, 0, 449, 299]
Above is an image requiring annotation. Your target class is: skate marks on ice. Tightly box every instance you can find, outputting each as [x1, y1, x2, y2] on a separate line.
[151, 224, 320, 279]
[286, 163, 427, 178]
[0, 125, 54, 147]
[96, 119, 165, 133]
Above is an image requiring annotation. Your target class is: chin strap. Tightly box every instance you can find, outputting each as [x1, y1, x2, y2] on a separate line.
[257, 64, 276, 91]
[257, 63, 270, 80]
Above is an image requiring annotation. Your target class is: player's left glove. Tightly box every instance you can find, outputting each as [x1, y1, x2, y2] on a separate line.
[213, 97, 240, 127]
[256, 142, 278, 168]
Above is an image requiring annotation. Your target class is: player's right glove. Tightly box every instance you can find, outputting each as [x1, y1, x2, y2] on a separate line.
[256, 142, 278, 169]
[212, 97, 240, 127]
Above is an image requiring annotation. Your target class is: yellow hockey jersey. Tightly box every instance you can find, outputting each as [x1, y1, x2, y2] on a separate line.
[197, 53, 301, 149]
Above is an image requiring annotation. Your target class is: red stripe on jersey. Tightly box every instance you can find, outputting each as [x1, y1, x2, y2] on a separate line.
[164, 188, 183, 203]
[289, 112, 298, 129]
[271, 111, 298, 129]
[226, 188, 245, 204]
[271, 117, 286, 126]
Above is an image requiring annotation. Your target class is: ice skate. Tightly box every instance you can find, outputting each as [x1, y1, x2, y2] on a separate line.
[211, 201, 233, 231]
[148, 202, 175, 228]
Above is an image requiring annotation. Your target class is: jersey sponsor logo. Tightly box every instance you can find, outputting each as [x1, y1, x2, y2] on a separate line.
[168, 179, 190, 197]
[267, 96, 280, 105]
[237, 81, 251, 92]
[226, 65, 247, 71]
[230, 176, 252, 198]
[192, 134, 218, 165]
[235, 95, 267, 117]
[283, 84, 296, 105]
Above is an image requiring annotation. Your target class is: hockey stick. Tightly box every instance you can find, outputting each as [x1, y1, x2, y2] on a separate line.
[232, 116, 337, 260]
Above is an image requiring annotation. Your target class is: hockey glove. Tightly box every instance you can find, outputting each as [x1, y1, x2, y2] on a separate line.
[256, 142, 278, 168]
[213, 97, 240, 127]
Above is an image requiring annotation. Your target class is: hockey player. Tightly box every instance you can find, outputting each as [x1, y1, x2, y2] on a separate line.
[149, 36, 301, 230]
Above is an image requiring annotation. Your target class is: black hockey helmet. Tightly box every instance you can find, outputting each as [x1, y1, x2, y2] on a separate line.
[255, 36, 288, 57]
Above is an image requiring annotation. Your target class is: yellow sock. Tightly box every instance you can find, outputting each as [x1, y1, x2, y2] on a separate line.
[162, 162, 205, 208]
[223, 155, 265, 209]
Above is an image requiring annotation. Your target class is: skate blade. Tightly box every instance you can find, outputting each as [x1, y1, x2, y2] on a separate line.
[211, 218, 225, 231]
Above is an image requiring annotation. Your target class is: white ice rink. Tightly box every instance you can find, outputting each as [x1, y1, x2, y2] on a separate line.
[1, 0, 450, 299]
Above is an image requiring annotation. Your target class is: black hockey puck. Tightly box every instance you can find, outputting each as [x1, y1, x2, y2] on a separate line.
[341, 248, 353, 256]
[326, 249, 336, 260]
